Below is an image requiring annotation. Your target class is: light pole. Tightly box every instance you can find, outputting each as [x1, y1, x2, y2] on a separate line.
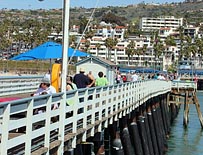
[61, 0, 70, 93]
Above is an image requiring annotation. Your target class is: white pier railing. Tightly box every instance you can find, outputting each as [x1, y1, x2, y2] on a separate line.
[0, 75, 43, 97]
[171, 80, 197, 90]
[0, 80, 171, 155]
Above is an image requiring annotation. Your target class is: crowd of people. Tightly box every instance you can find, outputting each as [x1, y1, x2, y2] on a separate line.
[33, 69, 180, 98]
[115, 71, 179, 83]
[32, 67, 109, 97]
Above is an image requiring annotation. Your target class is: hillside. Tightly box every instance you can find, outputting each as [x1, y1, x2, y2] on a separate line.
[1, 2, 203, 28]
[70, 2, 203, 25]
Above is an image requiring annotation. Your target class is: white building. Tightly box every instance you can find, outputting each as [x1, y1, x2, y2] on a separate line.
[184, 25, 200, 39]
[75, 56, 117, 85]
[140, 16, 183, 32]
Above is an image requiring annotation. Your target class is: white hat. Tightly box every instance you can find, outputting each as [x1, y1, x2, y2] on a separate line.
[41, 77, 50, 84]
[80, 67, 85, 72]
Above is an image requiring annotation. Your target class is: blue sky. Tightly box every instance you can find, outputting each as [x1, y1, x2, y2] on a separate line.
[0, 0, 183, 9]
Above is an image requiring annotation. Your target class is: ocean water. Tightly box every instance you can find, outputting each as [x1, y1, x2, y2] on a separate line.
[167, 91, 203, 155]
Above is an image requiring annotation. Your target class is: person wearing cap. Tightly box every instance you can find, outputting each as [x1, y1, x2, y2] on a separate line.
[73, 67, 90, 89]
[32, 77, 58, 114]
[32, 77, 56, 96]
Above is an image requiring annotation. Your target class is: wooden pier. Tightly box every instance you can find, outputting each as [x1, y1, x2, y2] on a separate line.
[170, 81, 203, 128]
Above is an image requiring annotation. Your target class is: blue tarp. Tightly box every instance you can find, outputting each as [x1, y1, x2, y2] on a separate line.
[10, 41, 90, 60]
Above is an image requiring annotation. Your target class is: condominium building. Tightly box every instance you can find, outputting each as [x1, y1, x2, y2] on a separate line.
[140, 16, 183, 31]
[184, 26, 200, 39]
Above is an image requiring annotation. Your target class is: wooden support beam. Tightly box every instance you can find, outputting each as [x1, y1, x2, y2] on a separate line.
[193, 93, 203, 128]
[168, 101, 183, 104]
[170, 88, 203, 128]
[183, 91, 189, 127]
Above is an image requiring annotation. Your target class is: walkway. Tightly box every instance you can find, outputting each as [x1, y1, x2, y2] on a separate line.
[0, 80, 171, 154]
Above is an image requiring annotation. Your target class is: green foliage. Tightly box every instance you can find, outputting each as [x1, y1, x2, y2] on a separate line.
[78, 16, 88, 34]
[101, 12, 126, 26]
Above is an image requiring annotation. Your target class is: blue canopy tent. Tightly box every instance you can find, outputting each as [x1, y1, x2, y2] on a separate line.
[10, 41, 90, 60]
[119, 67, 159, 73]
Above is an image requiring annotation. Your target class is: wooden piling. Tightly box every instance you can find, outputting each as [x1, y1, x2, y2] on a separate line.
[170, 87, 203, 128]
[183, 90, 189, 127]
[137, 116, 150, 155]
[129, 122, 144, 155]
[193, 92, 203, 128]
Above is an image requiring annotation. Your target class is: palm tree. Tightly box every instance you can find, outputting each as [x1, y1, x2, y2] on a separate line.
[125, 40, 135, 66]
[140, 44, 148, 67]
[69, 35, 77, 48]
[150, 30, 164, 70]
[79, 17, 88, 34]
[123, 30, 129, 40]
[84, 30, 95, 39]
[164, 35, 177, 69]
[95, 43, 101, 57]
[165, 35, 176, 47]
[183, 35, 193, 60]
[177, 26, 185, 61]
[135, 47, 142, 67]
[105, 38, 117, 61]
[195, 37, 203, 67]
[84, 40, 91, 54]
[154, 40, 164, 70]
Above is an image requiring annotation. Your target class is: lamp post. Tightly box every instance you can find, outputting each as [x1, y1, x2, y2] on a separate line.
[61, 0, 70, 93]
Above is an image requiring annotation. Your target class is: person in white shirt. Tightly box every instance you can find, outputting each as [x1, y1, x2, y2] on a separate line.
[32, 78, 58, 113]
[131, 72, 138, 81]
[33, 77, 56, 96]
[157, 74, 166, 80]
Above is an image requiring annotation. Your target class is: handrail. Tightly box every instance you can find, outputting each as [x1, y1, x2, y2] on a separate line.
[0, 80, 171, 154]
[0, 75, 43, 96]
[171, 80, 197, 90]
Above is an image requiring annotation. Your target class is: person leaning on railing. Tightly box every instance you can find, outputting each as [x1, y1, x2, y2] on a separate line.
[31, 77, 58, 114]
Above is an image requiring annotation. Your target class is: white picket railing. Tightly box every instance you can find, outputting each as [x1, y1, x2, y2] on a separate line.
[0, 80, 171, 155]
[0, 75, 43, 97]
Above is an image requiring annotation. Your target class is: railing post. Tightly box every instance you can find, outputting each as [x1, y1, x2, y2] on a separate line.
[1, 104, 10, 155]
[25, 98, 34, 154]
[44, 96, 52, 154]
[58, 92, 66, 154]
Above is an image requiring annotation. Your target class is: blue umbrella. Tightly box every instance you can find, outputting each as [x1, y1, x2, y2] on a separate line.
[10, 41, 89, 60]
[11, 56, 36, 61]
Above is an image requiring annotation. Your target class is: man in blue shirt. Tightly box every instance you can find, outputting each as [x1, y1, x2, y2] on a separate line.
[73, 67, 90, 89]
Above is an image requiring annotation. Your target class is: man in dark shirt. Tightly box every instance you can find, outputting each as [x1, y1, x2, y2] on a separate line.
[73, 67, 90, 113]
[73, 67, 90, 89]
